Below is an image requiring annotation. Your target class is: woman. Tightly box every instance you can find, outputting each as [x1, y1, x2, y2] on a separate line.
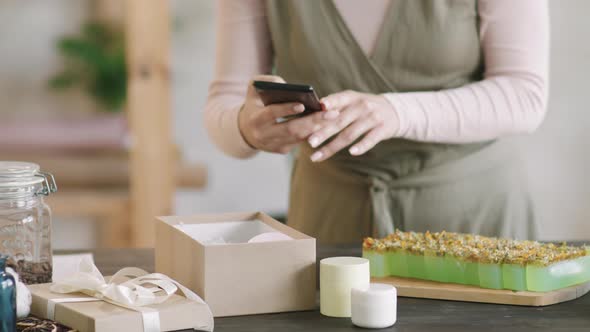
[204, 0, 549, 244]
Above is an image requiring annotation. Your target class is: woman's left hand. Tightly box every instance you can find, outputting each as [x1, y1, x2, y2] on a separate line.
[307, 91, 401, 162]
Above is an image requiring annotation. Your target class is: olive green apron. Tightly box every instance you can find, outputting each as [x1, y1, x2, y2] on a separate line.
[265, 0, 537, 244]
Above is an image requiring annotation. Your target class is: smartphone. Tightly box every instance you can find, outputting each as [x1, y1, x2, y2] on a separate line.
[253, 81, 324, 119]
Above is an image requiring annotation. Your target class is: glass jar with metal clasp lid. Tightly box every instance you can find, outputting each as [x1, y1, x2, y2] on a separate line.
[0, 161, 57, 284]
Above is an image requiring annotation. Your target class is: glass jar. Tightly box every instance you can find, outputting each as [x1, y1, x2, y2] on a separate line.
[0, 161, 57, 284]
[0, 255, 16, 332]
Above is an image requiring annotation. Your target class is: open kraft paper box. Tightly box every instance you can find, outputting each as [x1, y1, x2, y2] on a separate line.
[155, 212, 317, 317]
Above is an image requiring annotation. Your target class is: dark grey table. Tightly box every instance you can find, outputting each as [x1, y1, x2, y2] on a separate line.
[64, 245, 590, 332]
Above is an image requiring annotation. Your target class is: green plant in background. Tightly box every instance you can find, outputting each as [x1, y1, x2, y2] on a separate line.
[49, 22, 126, 112]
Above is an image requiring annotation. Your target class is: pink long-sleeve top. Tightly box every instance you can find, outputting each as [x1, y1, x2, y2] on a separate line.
[204, 0, 549, 159]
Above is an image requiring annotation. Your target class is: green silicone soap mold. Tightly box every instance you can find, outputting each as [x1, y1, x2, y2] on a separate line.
[363, 230, 590, 292]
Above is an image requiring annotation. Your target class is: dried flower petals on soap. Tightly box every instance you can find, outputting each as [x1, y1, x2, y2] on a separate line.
[363, 230, 588, 266]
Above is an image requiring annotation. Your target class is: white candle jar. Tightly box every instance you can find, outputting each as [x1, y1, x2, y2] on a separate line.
[0, 162, 57, 284]
[320, 257, 370, 317]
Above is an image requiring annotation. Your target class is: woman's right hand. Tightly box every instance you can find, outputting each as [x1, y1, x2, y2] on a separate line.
[238, 75, 338, 154]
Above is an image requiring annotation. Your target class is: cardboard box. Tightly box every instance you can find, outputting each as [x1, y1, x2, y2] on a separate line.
[29, 282, 214, 332]
[155, 212, 317, 317]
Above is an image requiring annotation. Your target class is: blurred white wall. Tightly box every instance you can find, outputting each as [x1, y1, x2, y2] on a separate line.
[0, 0, 99, 118]
[518, 1, 590, 240]
[170, 0, 291, 217]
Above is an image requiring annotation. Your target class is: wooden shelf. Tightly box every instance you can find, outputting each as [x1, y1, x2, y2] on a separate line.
[3, 151, 206, 248]
[1, 153, 207, 189]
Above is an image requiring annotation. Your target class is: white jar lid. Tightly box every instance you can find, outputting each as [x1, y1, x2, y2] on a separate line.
[0, 161, 43, 186]
[351, 283, 397, 329]
[352, 283, 396, 300]
[0, 161, 57, 195]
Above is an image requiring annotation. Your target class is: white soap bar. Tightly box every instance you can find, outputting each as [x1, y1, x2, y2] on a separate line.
[320, 257, 370, 317]
[247, 232, 292, 243]
[351, 283, 397, 329]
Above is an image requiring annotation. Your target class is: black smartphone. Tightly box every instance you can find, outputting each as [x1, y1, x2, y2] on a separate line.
[253, 81, 324, 119]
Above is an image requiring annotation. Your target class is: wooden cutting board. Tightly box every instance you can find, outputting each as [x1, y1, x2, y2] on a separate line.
[372, 276, 590, 306]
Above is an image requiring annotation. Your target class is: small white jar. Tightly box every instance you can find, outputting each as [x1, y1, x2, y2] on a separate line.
[351, 283, 397, 329]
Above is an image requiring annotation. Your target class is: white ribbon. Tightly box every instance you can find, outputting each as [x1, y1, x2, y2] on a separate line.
[49, 257, 214, 332]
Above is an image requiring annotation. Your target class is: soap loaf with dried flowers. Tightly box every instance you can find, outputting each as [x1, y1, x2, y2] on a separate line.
[362, 230, 590, 292]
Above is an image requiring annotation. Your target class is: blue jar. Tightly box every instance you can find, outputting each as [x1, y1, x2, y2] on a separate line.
[0, 255, 16, 332]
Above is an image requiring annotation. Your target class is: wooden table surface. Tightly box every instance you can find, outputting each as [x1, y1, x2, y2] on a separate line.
[61, 245, 590, 332]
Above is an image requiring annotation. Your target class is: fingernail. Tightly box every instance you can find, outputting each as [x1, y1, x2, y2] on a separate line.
[294, 104, 305, 112]
[310, 151, 323, 162]
[323, 111, 339, 120]
[322, 101, 330, 109]
[308, 136, 320, 148]
[349, 146, 359, 155]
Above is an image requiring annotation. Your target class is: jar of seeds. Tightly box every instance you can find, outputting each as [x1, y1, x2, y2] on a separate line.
[0, 162, 57, 284]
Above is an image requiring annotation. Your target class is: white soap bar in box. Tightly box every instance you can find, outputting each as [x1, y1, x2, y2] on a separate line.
[351, 283, 397, 329]
[248, 232, 292, 243]
[175, 220, 292, 244]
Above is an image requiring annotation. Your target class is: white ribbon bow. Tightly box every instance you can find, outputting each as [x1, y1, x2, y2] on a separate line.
[49, 257, 214, 332]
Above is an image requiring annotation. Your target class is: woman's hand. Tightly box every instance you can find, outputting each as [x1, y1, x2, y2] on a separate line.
[238, 75, 338, 154]
[307, 91, 400, 162]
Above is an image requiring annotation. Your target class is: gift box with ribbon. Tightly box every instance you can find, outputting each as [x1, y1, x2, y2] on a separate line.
[28, 258, 214, 332]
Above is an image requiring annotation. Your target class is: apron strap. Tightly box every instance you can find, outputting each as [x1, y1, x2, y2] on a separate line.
[370, 177, 395, 237]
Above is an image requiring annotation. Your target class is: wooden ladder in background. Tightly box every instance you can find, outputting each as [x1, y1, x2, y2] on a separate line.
[125, 0, 175, 248]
